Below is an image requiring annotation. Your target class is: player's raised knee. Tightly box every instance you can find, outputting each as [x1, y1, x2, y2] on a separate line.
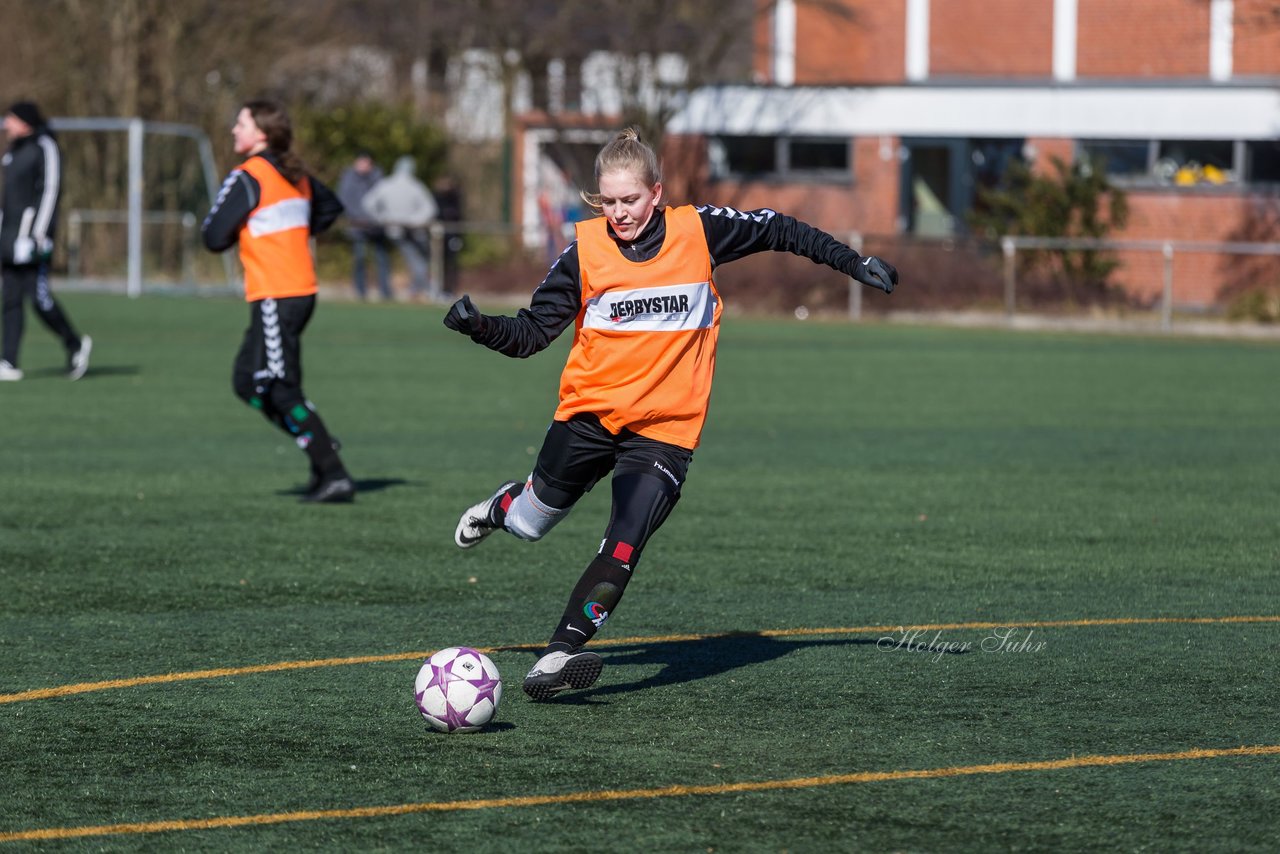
[504, 488, 568, 542]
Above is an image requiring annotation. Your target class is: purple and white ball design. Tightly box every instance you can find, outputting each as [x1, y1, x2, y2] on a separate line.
[414, 647, 502, 733]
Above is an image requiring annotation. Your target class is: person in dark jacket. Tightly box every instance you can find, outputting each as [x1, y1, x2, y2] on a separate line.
[1, 101, 91, 381]
[442, 128, 898, 700]
[336, 151, 391, 301]
[201, 99, 354, 503]
[432, 173, 465, 299]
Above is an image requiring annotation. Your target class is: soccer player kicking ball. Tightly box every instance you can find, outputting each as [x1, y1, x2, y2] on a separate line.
[443, 128, 897, 700]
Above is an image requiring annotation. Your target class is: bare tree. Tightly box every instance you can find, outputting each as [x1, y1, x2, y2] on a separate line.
[0, 1, 850, 238]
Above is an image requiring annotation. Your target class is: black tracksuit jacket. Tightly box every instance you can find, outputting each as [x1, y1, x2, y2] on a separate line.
[1, 127, 61, 266]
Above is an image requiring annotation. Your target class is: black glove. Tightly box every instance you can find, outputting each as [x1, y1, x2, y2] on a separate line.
[852, 256, 898, 294]
[443, 294, 486, 336]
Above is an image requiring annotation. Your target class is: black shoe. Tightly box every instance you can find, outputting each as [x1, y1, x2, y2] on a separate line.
[301, 438, 343, 493]
[302, 474, 356, 504]
[522, 649, 603, 701]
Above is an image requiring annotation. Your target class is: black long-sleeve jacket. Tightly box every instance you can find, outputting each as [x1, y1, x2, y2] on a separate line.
[472, 205, 867, 358]
[0, 127, 61, 265]
[201, 151, 343, 252]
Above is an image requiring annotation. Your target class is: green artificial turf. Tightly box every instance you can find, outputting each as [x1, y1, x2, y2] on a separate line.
[1, 293, 1277, 851]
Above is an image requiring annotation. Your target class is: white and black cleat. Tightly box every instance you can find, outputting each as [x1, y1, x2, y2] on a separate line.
[68, 335, 93, 381]
[454, 480, 518, 549]
[522, 649, 603, 701]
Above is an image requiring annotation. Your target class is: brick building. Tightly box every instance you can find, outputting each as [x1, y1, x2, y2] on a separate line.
[659, 0, 1280, 307]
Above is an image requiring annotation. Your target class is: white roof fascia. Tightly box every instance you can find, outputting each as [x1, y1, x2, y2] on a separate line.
[666, 84, 1280, 141]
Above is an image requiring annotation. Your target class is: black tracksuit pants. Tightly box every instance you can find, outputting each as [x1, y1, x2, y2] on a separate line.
[232, 295, 346, 479]
[1, 262, 80, 367]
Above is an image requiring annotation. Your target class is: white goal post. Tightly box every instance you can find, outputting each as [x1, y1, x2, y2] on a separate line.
[48, 117, 235, 296]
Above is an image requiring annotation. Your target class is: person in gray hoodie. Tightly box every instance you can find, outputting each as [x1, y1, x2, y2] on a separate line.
[361, 155, 438, 301]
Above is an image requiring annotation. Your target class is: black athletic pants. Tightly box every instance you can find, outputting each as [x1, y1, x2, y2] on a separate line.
[232, 295, 345, 477]
[529, 415, 693, 650]
[1, 262, 81, 367]
[532, 414, 692, 561]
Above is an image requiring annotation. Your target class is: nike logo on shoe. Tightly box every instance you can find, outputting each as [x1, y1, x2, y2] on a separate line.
[456, 520, 487, 545]
[454, 481, 518, 549]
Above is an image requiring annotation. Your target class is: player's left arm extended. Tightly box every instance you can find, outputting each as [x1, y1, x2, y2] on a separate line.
[697, 205, 897, 294]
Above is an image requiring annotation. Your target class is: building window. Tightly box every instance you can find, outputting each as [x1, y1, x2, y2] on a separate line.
[1079, 140, 1152, 180]
[788, 139, 849, 173]
[1076, 139, 1280, 187]
[710, 136, 851, 181]
[1154, 140, 1235, 185]
[1246, 141, 1280, 184]
[712, 136, 776, 178]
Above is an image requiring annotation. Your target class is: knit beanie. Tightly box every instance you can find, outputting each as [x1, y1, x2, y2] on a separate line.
[6, 101, 45, 128]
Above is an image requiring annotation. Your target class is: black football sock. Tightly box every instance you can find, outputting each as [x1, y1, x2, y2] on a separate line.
[546, 551, 634, 652]
[285, 403, 347, 478]
[248, 393, 292, 436]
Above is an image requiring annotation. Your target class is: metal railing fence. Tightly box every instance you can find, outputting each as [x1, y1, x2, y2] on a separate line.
[999, 237, 1280, 331]
[843, 234, 1280, 330]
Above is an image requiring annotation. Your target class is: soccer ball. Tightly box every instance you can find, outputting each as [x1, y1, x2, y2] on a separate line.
[414, 647, 503, 733]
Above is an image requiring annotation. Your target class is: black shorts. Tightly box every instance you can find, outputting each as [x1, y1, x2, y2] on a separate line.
[532, 414, 693, 508]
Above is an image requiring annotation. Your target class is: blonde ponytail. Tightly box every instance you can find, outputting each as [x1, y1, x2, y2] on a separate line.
[580, 127, 662, 213]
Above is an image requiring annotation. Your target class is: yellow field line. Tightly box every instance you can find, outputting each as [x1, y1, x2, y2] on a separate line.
[2, 744, 1277, 843]
[2, 614, 1277, 705]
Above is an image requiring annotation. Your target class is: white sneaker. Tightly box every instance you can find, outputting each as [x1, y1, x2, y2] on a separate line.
[68, 335, 92, 381]
[0, 360, 22, 381]
[522, 649, 604, 701]
[454, 480, 519, 549]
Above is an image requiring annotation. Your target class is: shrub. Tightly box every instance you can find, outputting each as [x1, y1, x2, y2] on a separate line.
[1226, 288, 1280, 323]
[293, 101, 448, 185]
[969, 155, 1130, 305]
